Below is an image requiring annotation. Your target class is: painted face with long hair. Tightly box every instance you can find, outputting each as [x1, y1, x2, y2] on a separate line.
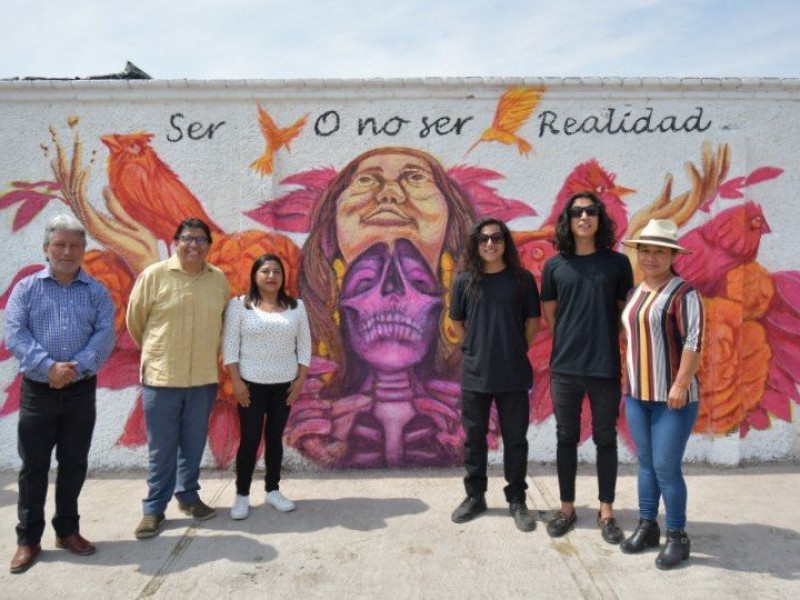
[336, 152, 449, 272]
[339, 240, 442, 374]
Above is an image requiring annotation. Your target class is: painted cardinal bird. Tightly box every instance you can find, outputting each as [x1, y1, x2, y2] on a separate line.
[542, 159, 635, 233]
[249, 103, 309, 176]
[102, 132, 223, 247]
[513, 159, 635, 256]
[675, 201, 771, 297]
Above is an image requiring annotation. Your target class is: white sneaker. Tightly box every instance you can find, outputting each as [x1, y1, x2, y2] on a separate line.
[230, 494, 250, 520]
[266, 490, 296, 512]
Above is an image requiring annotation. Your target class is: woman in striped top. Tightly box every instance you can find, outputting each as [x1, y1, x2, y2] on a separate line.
[620, 219, 704, 570]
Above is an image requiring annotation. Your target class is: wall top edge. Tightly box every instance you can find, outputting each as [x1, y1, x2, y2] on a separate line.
[2, 77, 800, 103]
[1, 76, 800, 90]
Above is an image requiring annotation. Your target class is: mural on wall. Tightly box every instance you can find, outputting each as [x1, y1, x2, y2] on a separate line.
[0, 83, 798, 469]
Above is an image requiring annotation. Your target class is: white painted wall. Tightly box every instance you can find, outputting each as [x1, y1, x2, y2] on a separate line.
[1, 77, 798, 469]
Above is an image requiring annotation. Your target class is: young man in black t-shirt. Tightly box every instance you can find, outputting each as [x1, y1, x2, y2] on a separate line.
[540, 192, 634, 544]
[449, 218, 541, 532]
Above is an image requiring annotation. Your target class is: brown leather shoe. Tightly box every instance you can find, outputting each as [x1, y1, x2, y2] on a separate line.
[55, 533, 97, 556]
[10, 545, 41, 574]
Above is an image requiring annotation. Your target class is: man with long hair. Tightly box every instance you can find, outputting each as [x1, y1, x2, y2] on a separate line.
[449, 218, 541, 532]
[540, 192, 633, 544]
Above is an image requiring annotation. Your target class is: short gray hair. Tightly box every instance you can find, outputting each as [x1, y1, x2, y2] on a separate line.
[44, 214, 87, 246]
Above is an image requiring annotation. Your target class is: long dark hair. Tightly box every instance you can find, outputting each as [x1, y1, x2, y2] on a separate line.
[465, 217, 526, 300]
[552, 192, 616, 254]
[244, 254, 298, 310]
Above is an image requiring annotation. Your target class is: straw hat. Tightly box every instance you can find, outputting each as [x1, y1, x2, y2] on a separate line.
[622, 219, 691, 254]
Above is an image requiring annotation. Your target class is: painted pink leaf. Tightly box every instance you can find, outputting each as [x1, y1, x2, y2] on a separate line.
[763, 271, 800, 337]
[448, 164, 537, 221]
[244, 167, 336, 232]
[716, 177, 746, 199]
[739, 419, 749, 438]
[0, 343, 11, 361]
[0, 188, 61, 210]
[745, 406, 771, 431]
[0, 265, 45, 308]
[97, 344, 140, 391]
[280, 167, 337, 191]
[761, 388, 792, 422]
[13, 198, 51, 231]
[745, 167, 783, 186]
[0, 374, 22, 417]
[701, 167, 783, 212]
[117, 391, 147, 447]
[767, 363, 800, 404]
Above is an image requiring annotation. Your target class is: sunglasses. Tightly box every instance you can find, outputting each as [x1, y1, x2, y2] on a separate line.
[568, 205, 600, 218]
[478, 232, 505, 245]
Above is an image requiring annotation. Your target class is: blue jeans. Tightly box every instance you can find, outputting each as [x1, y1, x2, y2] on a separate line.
[625, 395, 699, 530]
[142, 385, 217, 516]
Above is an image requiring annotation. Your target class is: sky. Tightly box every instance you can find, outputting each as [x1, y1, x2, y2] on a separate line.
[1, 0, 797, 80]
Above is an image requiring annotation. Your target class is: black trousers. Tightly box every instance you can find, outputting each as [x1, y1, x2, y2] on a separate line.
[550, 372, 620, 504]
[461, 390, 530, 503]
[235, 381, 292, 496]
[16, 376, 97, 545]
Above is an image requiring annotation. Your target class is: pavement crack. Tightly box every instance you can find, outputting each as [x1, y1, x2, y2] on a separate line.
[530, 475, 619, 600]
[137, 527, 197, 598]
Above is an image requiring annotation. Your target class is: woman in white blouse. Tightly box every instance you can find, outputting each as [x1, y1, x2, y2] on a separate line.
[223, 254, 311, 520]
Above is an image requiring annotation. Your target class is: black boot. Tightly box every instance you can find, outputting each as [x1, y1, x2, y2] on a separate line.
[655, 529, 690, 570]
[620, 518, 660, 554]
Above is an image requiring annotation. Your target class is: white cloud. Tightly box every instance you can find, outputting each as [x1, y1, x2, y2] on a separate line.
[1, 0, 798, 79]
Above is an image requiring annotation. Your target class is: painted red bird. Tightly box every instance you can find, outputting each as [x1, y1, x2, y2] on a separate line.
[542, 159, 636, 234]
[675, 201, 771, 297]
[101, 132, 223, 247]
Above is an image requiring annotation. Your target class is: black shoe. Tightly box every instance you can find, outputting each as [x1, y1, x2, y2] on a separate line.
[655, 529, 691, 570]
[509, 502, 537, 532]
[177, 500, 216, 521]
[546, 510, 577, 538]
[621, 519, 660, 554]
[451, 495, 487, 523]
[597, 512, 624, 545]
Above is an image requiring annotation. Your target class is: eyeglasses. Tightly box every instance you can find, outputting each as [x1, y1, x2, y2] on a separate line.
[568, 205, 600, 219]
[478, 232, 505, 245]
[178, 235, 210, 246]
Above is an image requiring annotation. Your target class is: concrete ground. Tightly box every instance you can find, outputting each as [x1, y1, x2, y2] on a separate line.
[0, 464, 798, 599]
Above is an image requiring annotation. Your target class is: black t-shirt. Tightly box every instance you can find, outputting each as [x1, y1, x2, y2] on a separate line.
[449, 268, 541, 393]
[540, 250, 633, 379]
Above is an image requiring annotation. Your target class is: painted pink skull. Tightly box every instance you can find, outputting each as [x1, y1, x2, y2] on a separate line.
[339, 239, 442, 374]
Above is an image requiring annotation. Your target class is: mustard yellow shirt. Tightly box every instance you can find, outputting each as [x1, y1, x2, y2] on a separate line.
[126, 254, 230, 387]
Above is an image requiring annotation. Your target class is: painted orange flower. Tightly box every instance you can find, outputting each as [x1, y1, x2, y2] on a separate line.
[696, 298, 771, 434]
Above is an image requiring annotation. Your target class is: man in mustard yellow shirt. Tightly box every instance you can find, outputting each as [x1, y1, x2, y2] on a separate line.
[126, 218, 230, 539]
